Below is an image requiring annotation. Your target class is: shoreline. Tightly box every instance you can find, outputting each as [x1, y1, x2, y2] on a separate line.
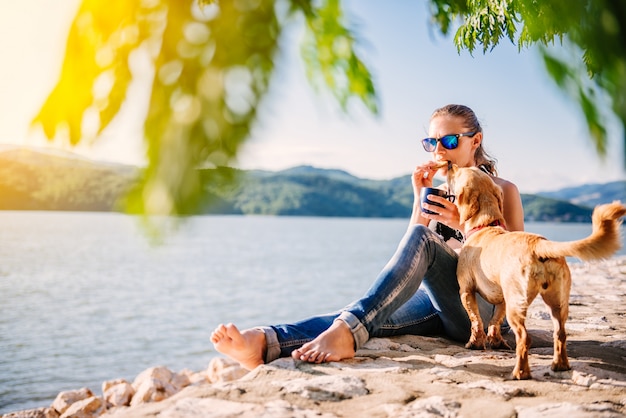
[4, 256, 626, 418]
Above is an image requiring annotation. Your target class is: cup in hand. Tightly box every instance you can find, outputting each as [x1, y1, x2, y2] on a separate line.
[420, 187, 455, 215]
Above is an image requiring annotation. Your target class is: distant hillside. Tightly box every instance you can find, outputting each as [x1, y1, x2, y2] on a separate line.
[0, 148, 137, 211]
[202, 166, 416, 217]
[202, 166, 598, 222]
[520, 194, 593, 223]
[0, 148, 618, 222]
[537, 181, 625, 208]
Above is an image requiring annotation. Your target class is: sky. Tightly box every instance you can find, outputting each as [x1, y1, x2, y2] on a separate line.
[0, 1, 624, 194]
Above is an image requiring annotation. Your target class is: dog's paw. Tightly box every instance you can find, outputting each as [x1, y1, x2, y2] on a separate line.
[464, 340, 486, 350]
[550, 361, 571, 372]
[511, 367, 532, 380]
[487, 337, 512, 350]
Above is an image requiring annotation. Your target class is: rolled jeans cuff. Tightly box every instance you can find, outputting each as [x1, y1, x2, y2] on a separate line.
[337, 311, 369, 351]
[259, 326, 281, 363]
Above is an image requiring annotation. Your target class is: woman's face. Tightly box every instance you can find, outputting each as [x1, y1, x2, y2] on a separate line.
[427, 115, 482, 169]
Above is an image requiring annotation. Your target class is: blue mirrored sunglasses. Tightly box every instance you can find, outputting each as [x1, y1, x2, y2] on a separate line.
[421, 132, 477, 152]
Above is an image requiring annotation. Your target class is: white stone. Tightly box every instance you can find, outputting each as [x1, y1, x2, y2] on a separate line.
[131, 366, 173, 390]
[273, 375, 368, 401]
[2, 408, 59, 418]
[384, 396, 462, 418]
[323, 356, 408, 373]
[570, 371, 598, 387]
[459, 379, 528, 400]
[102, 380, 135, 407]
[362, 337, 415, 352]
[129, 365, 192, 406]
[158, 398, 339, 418]
[51, 387, 94, 415]
[59, 396, 104, 418]
[131, 377, 178, 406]
[187, 372, 209, 385]
[516, 402, 623, 417]
[170, 372, 191, 391]
[175, 368, 205, 386]
[158, 397, 260, 418]
[262, 400, 338, 417]
[206, 357, 248, 383]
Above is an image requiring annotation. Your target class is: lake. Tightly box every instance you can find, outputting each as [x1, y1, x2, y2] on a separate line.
[1, 211, 624, 414]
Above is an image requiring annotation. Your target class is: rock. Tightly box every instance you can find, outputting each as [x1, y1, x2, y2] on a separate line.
[59, 396, 104, 418]
[156, 398, 339, 418]
[130, 366, 187, 406]
[177, 369, 206, 386]
[130, 367, 177, 406]
[131, 379, 177, 406]
[157, 398, 260, 418]
[131, 366, 173, 390]
[383, 396, 462, 418]
[261, 400, 338, 418]
[170, 372, 191, 391]
[272, 375, 368, 401]
[361, 337, 415, 352]
[2, 408, 59, 418]
[459, 379, 530, 400]
[570, 371, 598, 387]
[206, 357, 248, 383]
[516, 402, 623, 417]
[102, 379, 135, 407]
[51, 388, 94, 415]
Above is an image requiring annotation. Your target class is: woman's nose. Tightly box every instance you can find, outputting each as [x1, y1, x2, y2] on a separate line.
[435, 140, 447, 153]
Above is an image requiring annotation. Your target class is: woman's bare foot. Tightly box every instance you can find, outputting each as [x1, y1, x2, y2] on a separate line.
[291, 320, 356, 363]
[210, 323, 266, 370]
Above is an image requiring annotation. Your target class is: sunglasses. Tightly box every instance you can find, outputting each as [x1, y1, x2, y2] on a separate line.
[421, 132, 477, 152]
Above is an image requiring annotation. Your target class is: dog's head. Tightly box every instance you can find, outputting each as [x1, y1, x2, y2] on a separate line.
[448, 166, 505, 231]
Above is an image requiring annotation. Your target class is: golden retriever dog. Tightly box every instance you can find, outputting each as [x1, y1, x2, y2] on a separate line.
[449, 166, 625, 380]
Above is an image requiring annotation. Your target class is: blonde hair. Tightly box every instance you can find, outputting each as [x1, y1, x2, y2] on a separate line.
[431, 104, 498, 176]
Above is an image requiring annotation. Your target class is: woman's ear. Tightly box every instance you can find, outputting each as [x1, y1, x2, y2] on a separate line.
[472, 132, 482, 149]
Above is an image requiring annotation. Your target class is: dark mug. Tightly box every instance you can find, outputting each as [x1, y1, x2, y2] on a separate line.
[420, 187, 455, 215]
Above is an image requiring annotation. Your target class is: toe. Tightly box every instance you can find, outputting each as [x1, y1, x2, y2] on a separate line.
[316, 352, 328, 363]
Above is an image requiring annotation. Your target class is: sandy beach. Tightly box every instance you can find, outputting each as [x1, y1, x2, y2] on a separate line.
[5, 256, 626, 418]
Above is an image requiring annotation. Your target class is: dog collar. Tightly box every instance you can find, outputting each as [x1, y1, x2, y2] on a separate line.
[464, 220, 506, 241]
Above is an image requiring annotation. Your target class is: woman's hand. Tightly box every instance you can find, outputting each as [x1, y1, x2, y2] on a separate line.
[411, 161, 460, 229]
[411, 162, 440, 200]
[420, 194, 461, 231]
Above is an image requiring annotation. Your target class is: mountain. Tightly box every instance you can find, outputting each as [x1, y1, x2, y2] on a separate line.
[202, 166, 416, 217]
[537, 181, 626, 208]
[0, 147, 137, 211]
[519, 194, 593, 223]
[0, 147, 620, 222]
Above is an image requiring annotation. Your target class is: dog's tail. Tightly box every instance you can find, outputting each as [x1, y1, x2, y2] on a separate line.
[533, 201, 626, 261]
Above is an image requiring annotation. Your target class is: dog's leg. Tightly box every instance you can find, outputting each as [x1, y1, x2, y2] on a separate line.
[541, 274, 572, 372]
[506, 308, 532, 380]
[486, 303, 511, 350]
[538, 264, 572, 373]
[460, 290, 486, 350]
[548, 303, 570, 372]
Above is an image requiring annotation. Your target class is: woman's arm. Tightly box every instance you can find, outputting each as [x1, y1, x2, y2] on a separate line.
[409, 162, 443, 226]
[494, 178, 525, 232]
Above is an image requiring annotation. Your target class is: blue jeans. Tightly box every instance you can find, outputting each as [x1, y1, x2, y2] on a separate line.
[261, 224, 495, 363]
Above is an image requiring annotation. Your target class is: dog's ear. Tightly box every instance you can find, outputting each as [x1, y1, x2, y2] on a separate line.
[445, 163, 459, 200]
[457, 186, 480, 226]
[472, 173, 505, 226]
[455, 169, 480, 226]
[446, 163, 458, 188]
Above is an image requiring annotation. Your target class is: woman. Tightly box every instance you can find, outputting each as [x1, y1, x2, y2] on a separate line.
[210, 104, 525, 370]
